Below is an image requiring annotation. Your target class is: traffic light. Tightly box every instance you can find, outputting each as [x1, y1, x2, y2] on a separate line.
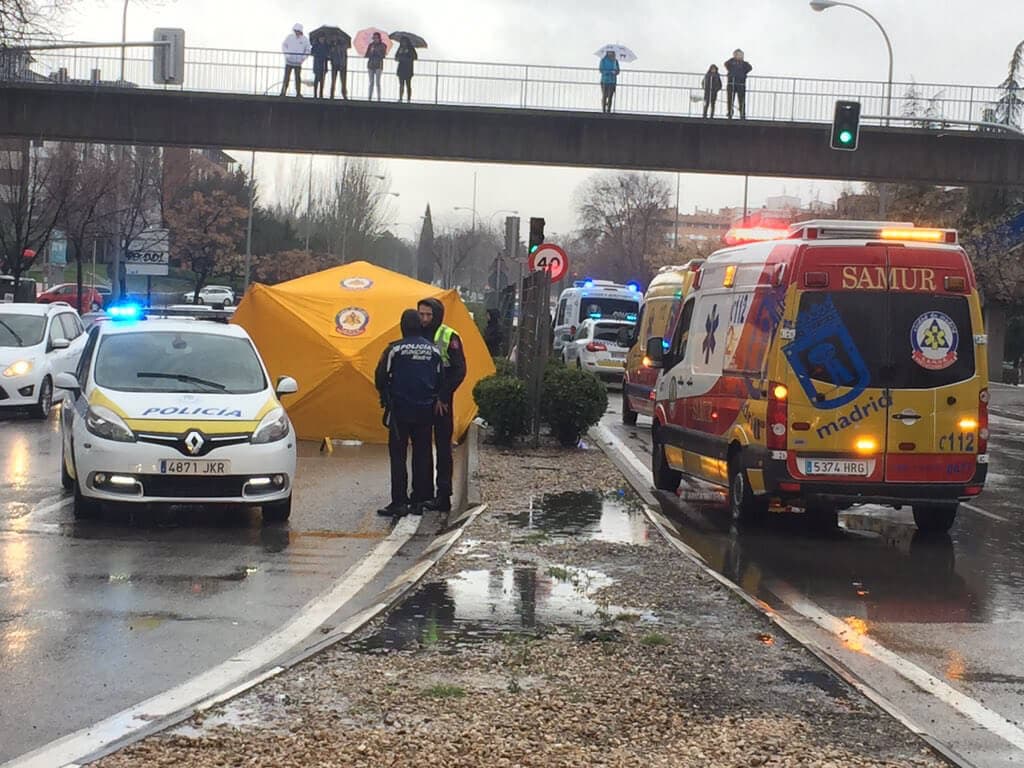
[830, 100, 861, 151]
[528, 217, 545, 254]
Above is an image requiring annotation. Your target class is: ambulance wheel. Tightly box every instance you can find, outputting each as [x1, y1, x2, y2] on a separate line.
[652, 429, 681, 492]
[912, 504, 958, 535]
[805, 502, 839, 532]
[728, 459, 767, 525]
[621, 390, 638, 426]
[262, 496, 292, 524]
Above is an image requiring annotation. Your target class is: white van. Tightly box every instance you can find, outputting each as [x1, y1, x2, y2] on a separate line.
[552, 280, 640, 354]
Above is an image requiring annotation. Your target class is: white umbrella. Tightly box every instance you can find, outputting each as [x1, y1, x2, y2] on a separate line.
[595, 44, 637, 63]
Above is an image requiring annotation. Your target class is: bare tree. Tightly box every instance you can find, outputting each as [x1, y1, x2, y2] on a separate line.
[434, 225, 499, 290]
[53, 144, 120, 308]
[0, 141, 73, 290]
[110, 145, 162, 295]
[308, 158, 393, 262]
[0, 0, 69, 47]
[574, 171, 672, 285]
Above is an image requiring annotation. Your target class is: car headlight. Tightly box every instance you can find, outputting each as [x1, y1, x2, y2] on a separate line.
[2, 360, 32, 378]
[251, 407, 290, 444]
[85, 405, 136, 443]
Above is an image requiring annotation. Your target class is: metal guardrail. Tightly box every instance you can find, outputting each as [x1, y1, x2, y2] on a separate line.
[0, 42, 1013, 129]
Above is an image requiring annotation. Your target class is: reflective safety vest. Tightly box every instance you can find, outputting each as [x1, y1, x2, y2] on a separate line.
[434, 325, 455, 365]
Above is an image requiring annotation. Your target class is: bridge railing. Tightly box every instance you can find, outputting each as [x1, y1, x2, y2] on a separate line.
[2, 43, 1008, 129]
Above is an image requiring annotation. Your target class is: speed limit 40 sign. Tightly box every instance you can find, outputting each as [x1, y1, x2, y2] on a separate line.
[528, 244, 569, 282]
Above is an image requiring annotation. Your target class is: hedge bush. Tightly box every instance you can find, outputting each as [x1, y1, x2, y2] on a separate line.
[472, 375, 529, 444]
[542, 366, 609, 447]
[492, 357, 516, 378]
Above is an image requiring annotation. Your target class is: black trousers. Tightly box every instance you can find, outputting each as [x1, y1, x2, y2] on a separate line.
[703, 93, 718, 118]
[601, 83, 616, 113]
[281, 64, 302, 96]
[433, 404, 455, 500]
[727, 82, 746, 118]
[389, 419, 434, 505]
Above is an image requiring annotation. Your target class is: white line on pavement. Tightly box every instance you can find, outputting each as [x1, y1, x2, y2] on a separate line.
[961, 502, 1010, 523]
[5, 515, 420, 768]
[771, 580, 1024, 753]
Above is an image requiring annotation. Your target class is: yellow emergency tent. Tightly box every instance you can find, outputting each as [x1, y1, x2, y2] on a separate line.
[232, 261, 495, 444]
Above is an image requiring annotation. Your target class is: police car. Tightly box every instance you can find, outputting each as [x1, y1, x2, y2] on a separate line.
[56, 306, 298, 522]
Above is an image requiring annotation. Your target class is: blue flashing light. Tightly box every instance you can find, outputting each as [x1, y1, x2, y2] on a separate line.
[626, 281, 641, 293]
[626, 313, 638, 322]
[588, 312, 602, 319]
[661, 338, 670, 350]
[108, 303, 142, 321]
[583, 279, 594, 288]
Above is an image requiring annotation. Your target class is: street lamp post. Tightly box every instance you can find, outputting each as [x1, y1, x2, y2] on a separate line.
[809, 0, 893, 122]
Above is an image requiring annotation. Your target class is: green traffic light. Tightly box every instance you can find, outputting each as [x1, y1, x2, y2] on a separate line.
[529, 245, 539, 254]
[839, 129, 854, 145]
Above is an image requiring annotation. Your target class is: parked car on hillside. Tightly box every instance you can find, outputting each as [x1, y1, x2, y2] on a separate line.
[182, 285, 235, 306]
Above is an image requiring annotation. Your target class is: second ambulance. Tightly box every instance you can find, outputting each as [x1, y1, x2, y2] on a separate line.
[645, 221, 988, 534]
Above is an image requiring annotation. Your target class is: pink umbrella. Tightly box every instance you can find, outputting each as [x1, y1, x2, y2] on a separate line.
[354, 28, 392, 56]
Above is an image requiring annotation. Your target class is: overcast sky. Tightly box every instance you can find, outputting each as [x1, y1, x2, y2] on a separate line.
[56, 0, 1023, 241]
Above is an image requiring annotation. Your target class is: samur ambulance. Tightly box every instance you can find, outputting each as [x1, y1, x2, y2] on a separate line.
[553, 279, 641, 355]
[645, 221, 988, 534]
[622, 262, 702, 425]
[57, 306, 299, 523]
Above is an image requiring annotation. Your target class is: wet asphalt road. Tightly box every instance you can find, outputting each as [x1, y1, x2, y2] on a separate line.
[600, 384, 1024, 767]
[0, 402, 397, 763]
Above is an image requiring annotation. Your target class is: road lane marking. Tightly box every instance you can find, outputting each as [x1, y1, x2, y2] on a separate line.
[6, 515, 420, 768]
[961, 503, 1010, 523]
[771, 580, 1024, 753]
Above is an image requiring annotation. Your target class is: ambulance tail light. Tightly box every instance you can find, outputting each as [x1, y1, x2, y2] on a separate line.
[586, 342, 607, 352]
[944, 276, 967, 292]
[767, 383, 788, 451]
[692, 268, 703, 290]
[978, 388, 989, 455]
[803, 272, 829, 288]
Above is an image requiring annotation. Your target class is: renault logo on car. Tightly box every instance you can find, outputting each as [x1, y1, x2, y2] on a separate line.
[184, 431, 205, 456]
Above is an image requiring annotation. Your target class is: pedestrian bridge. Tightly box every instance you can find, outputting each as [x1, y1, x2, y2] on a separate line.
[0, 43, 1021, 185]
[1, 82, 1020, 185]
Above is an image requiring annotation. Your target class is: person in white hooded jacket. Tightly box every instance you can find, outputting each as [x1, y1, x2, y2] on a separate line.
[281, 23, 311, 97]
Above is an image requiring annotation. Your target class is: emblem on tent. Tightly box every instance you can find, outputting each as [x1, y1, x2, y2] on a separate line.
[341, 277, 373, 291]
[335, 307, 370, 336]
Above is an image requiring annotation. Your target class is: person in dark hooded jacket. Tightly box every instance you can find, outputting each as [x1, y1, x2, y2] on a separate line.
[418, 297, 467, 513]
[374, 308, 443, 517]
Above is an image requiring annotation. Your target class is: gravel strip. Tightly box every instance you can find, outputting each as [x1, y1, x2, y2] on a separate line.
[94, 437, 944, 768]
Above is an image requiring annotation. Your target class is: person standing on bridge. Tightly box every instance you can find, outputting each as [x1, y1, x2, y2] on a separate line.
[366, 32, 387, 101]
[702, 64, 722, 118]
[599, 50, 620, 113]
[329, 37, 348, 99]
[418, 297, 467, 514]
[311, 31, 329, 99]
[724, 49, 752, 119]
[280, 23, 312, 98]
[395, 36, 418, 103]
[375, 308, 444, 518]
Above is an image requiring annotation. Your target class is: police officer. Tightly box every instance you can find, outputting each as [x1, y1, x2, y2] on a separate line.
[374, 309, 443, 517]
[418, 297, 467, 513]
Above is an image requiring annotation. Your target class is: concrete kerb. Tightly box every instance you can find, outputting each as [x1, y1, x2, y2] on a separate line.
[588, 424, 975, 768]
[40, 438, 487, 768]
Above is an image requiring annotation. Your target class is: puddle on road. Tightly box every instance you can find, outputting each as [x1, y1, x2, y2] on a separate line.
[507, 490, 650, 545]
[353, 565, 654, 653]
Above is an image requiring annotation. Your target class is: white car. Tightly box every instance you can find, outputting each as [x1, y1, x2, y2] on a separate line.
[0, 302, 87, 418]
[561, 318, 635, 383]
[182, 285, 235, 306]
[57, 311, 299, 522]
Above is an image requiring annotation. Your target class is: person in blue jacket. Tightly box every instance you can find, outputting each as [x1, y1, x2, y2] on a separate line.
[374, 309, 444, 517]
[599, 50, 620, 113]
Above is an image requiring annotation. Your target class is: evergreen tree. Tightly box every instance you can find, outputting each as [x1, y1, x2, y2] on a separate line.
[416, 204, 435, 284]
[994, 40, 1024, 128]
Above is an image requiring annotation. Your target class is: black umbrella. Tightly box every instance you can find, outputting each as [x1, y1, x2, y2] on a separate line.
[309, 25, 352, 48]
[389, 31, 428, 48]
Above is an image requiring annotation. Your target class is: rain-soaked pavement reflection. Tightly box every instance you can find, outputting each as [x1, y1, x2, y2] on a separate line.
[507, 489, 650, 545]
[353, 565, 627, 652]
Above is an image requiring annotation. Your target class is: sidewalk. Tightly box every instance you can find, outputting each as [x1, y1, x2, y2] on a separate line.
[990, 383, 1024, 422]
[95, 438, 943, 768]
